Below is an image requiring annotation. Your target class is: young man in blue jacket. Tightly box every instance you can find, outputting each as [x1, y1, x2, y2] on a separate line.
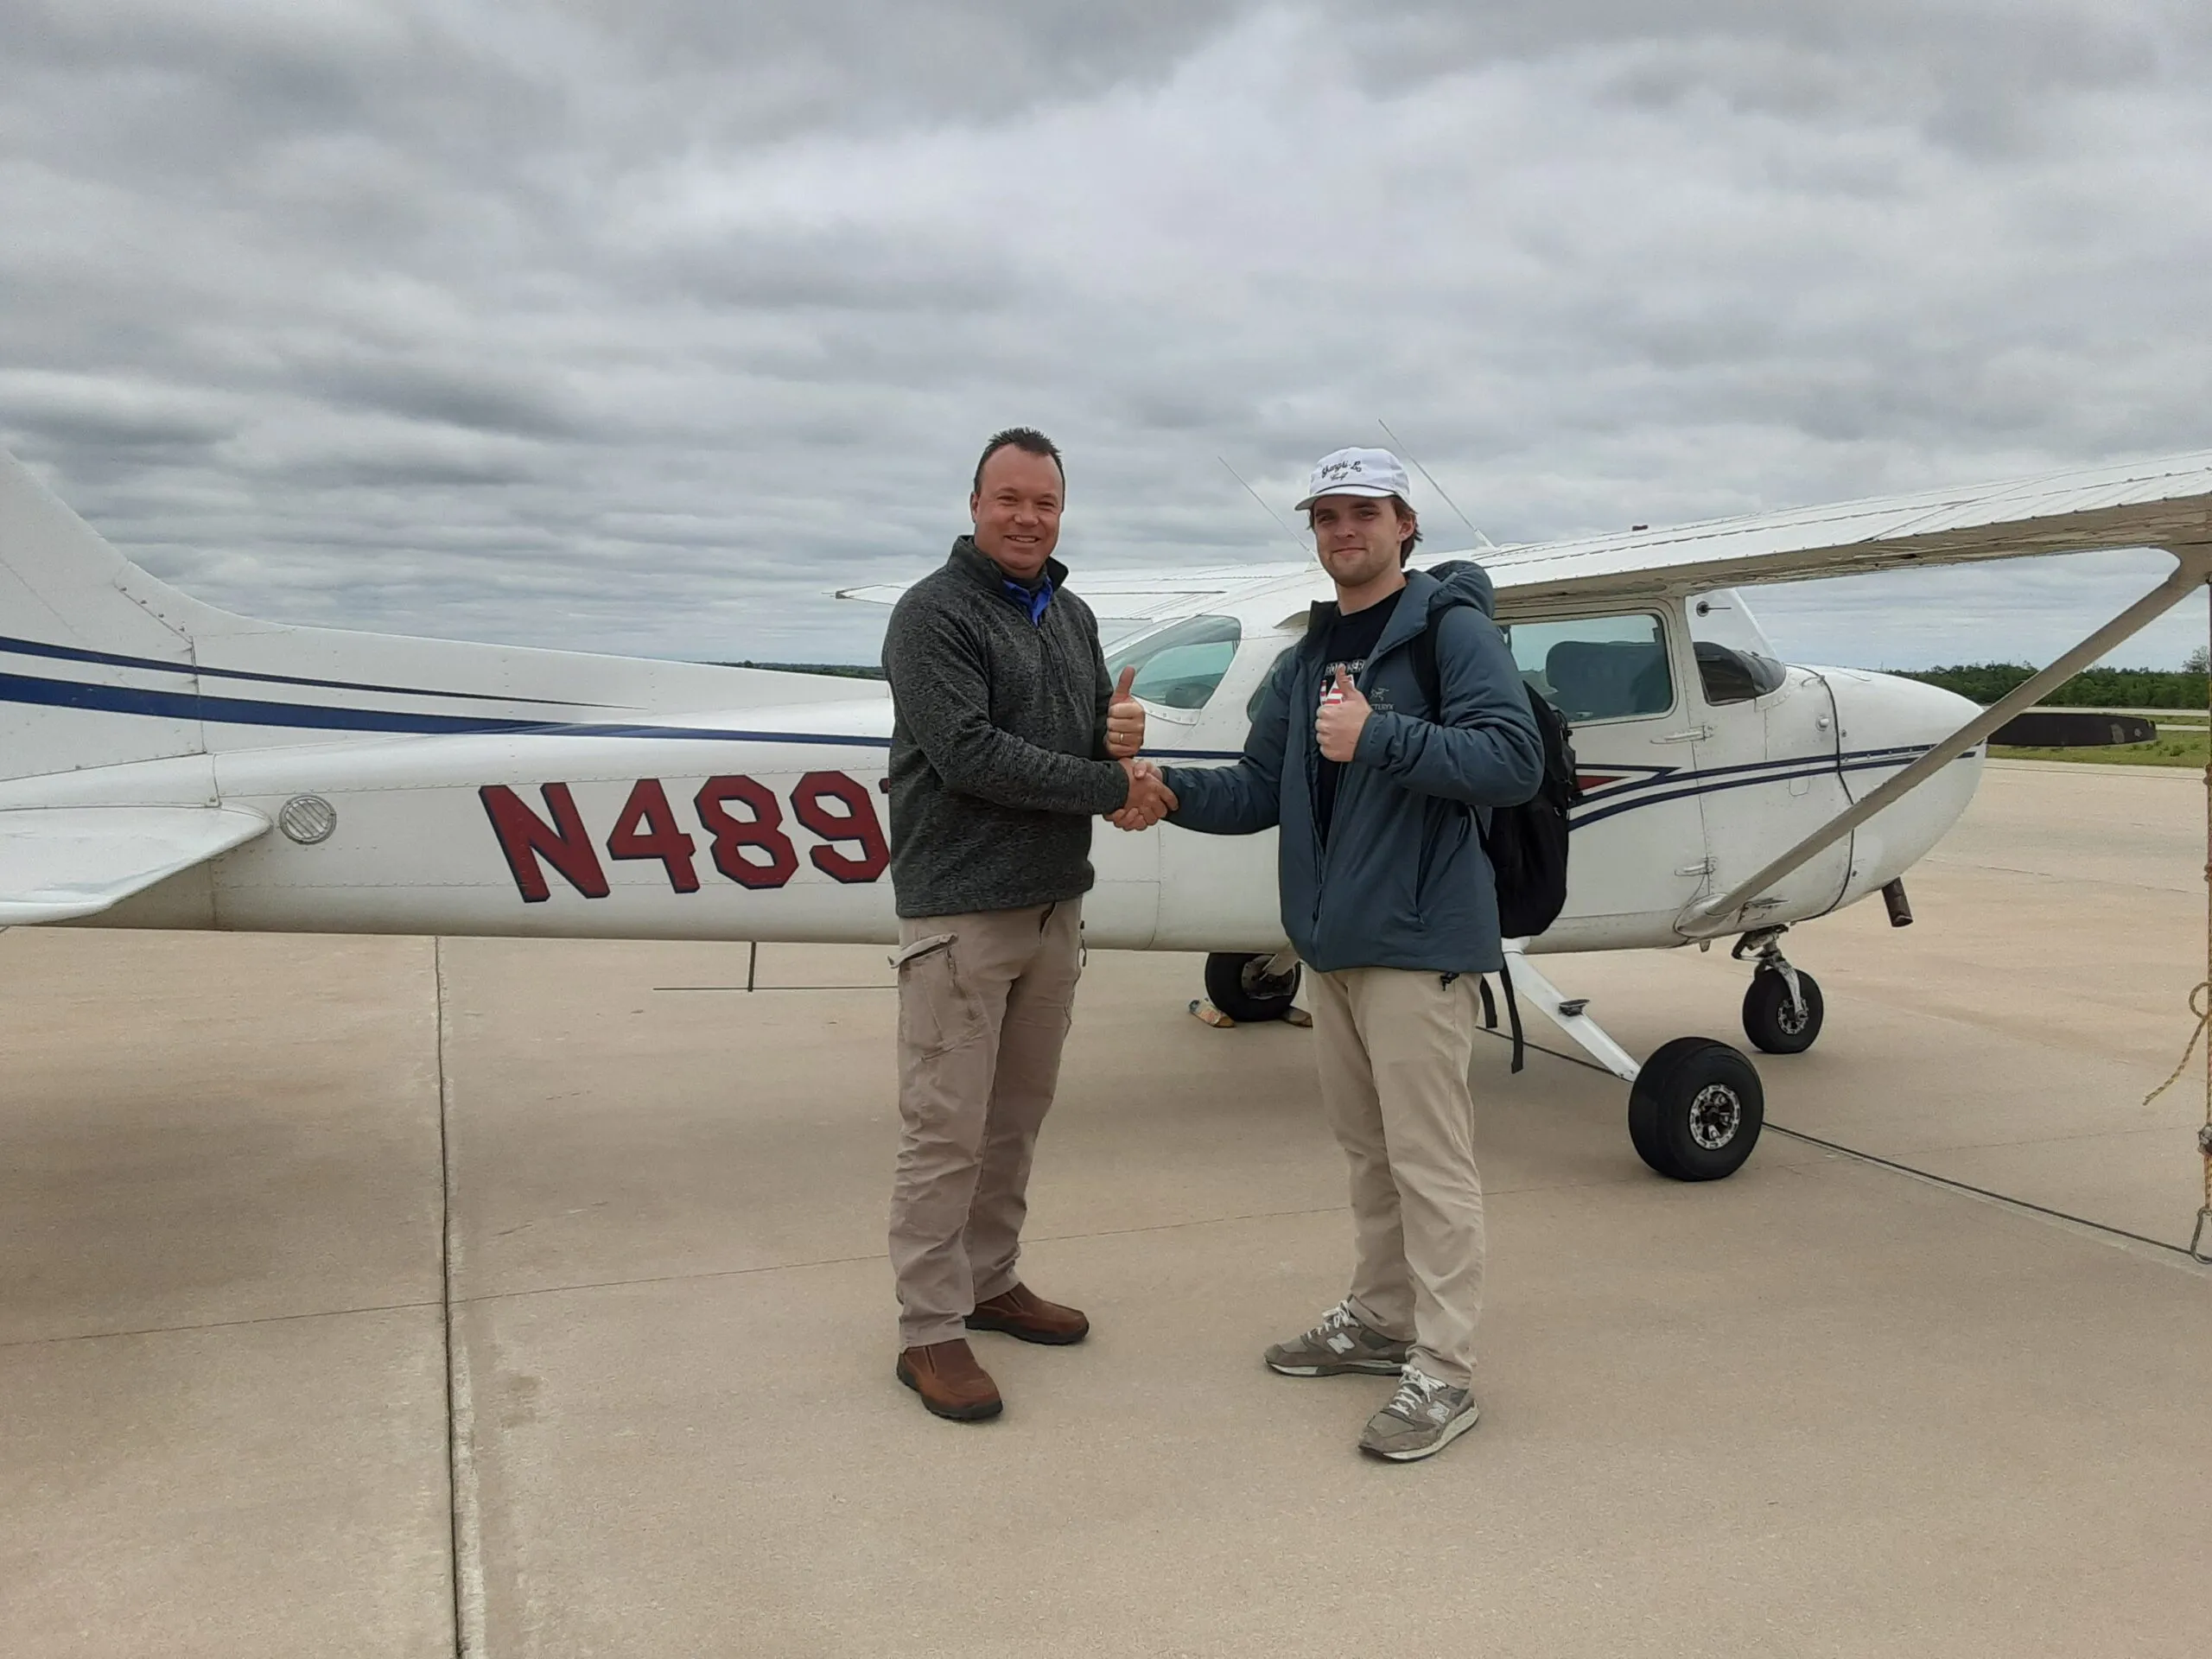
[1139, 448, 1542, 1461]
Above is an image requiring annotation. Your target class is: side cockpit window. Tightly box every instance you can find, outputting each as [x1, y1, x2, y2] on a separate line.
[1105, 615, 1243, 710]
[1503, 613, 1674, 722]
[1690, 588, 1788, 704]
[1694, 641, 1788, 705]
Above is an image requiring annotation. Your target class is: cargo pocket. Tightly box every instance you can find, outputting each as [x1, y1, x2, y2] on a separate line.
[893, 932, 987, 1059]
[1053, 917, 1084, 1036]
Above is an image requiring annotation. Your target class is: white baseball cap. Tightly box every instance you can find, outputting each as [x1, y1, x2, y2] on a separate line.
[1294, 447, 1413, 512]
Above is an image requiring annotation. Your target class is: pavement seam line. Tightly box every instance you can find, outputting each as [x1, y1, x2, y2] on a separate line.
[436, 938, 488, 1659]
[1761, 1123, 2207, 1263]
[447, 1180, 1658, 1310]
[1919, 855, 2196, 895]
[0, 1297, 444, 1351]
[1475, 1025, 2207, 1262]
[446, 1210, 1359, 1309]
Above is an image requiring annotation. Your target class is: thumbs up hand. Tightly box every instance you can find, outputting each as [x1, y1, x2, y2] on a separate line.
[1315, 665, 1372, 762]
[1105, 664, 1147, 759]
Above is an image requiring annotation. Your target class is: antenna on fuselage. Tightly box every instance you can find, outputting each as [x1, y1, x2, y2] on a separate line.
[1376, 419, 1495, 551]
[1217, 456, 1312, 558]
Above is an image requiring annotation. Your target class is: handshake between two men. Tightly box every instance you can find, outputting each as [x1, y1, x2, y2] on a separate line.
[1099, 662, 1377, 834]
[1103, 664, 1177, 831]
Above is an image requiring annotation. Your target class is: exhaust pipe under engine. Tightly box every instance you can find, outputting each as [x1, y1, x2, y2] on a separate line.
[1882, 878, 1914, 927]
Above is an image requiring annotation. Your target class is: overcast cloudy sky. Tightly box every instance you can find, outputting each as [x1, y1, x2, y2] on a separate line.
[3, 0, 2209, 668]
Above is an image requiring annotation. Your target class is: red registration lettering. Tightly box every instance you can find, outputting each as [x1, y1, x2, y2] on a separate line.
[791, 770, 891, 884]
[606, 779, 701, 893]
[480, 783, 611, 903]
[695, 775, 799, 889]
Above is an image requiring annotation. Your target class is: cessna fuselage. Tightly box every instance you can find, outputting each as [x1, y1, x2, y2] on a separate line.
[6, 583, 1981, 955]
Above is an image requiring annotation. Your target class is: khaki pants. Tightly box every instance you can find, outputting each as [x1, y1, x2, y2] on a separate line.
[888, 899, 1083, 1348]
[1305, 966, 1486, 1389]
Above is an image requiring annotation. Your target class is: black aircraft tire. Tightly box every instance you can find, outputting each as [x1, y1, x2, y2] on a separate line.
[1743, 969, 1824, 1055]
[1628, 1037, 1765, 1182]
[1203, 952, 1302, 1023]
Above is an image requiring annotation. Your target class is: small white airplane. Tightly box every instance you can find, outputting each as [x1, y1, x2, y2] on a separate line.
[3, 448, 2208, 1181]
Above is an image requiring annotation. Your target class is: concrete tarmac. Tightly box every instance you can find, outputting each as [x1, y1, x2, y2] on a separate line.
[3, 760, 2209, 1656]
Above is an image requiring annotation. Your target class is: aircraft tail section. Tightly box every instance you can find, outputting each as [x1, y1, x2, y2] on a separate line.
[0, 453, 212, 779]
[0, 449, 877, 785]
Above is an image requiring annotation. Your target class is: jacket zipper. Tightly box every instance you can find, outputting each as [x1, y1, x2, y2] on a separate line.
[1309, 632, 1411, 932]
[1301, 637, 1331, 926]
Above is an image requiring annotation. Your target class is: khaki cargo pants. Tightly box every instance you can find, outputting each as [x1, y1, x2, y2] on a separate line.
[1305, 965, 1486, 1389]
[888, 899, 1083, 1349]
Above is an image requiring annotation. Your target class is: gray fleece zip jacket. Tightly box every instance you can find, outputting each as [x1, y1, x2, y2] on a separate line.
[1160, 563, 1543, 974]
[881, 537, 1131, 918]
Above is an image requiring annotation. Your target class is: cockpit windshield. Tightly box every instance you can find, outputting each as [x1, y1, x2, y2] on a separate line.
[1688, 589, 1788, 704]
[1103, 614, 1243, 710]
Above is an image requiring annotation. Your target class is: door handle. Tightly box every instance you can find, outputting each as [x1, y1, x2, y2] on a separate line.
[1654, 726, 1713, 743]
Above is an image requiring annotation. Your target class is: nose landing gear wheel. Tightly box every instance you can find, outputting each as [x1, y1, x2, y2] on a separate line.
[1203, 951, 1303, 1023]
[1742, 969, 1823, 1054]
[1628, 1037, 1765, 1181]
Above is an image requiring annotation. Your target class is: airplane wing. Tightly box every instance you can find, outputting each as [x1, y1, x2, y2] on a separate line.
[1476, 448, 2212, 605]
[836, 560, 1315, 622]
[0, 805, 269, 923]
[837, 450, 2212, 623]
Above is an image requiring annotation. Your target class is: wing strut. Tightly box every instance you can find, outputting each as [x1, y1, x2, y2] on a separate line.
[1686, 546, 2212, 936]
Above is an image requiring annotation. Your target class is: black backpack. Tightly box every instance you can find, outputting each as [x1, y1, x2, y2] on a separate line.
[1408, 622, 1583, 934]
[1409, 620, 1584, 1071]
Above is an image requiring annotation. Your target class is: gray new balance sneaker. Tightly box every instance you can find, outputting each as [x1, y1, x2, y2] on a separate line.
[1263, 1300, 1412, 1377]
[1358, 1363, 1480, 1462]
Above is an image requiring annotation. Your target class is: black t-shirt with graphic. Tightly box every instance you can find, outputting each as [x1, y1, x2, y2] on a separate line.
[1313, 587, 1404, 843]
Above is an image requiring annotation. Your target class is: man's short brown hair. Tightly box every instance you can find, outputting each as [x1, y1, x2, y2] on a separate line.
[973, 428, 1065, 493]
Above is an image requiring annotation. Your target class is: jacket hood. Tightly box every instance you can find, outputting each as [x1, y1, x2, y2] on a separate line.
[1388, 562, 1498, 664]
[1418, 558, 1498, 620]
[1305, 561, 1500, 664]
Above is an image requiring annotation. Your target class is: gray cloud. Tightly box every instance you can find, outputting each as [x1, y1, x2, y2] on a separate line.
[2, 0, 2209, 668]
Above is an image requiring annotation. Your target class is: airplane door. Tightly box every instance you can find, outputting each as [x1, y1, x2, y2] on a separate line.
[1101, 613, 1275, 950]
[1147, 618, 1306, 952]
[1685, 618, 1853, 925]
[1503, 607, 1712, 943]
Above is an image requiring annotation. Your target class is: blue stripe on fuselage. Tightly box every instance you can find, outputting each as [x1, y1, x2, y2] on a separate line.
[0, 632, 596, 708]
[0, 670, 1966, 799]
[0, 669, 891, 747]
[1568, 747, 1948, 827]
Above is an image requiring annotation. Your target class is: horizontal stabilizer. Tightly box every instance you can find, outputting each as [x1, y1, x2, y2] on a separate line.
[0, 805, 269, 924]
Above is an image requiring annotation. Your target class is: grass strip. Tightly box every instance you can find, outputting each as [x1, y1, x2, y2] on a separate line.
[1991, 732, 2209, 767]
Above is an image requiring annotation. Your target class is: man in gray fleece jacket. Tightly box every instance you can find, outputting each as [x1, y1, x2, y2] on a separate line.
[879, 427, 1175, 1423]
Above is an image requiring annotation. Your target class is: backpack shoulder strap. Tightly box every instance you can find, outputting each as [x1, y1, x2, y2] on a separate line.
[1501, 960, 1526, 1073]
[1409, 613, 1441, 718]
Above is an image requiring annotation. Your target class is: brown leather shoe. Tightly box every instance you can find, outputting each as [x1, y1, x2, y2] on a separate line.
[895, 1338, 1003, 1421]
[966, 1283, 1090, 1345]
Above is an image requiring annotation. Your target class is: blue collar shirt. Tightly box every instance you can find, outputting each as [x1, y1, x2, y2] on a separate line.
[1001, 571, 1054, 626]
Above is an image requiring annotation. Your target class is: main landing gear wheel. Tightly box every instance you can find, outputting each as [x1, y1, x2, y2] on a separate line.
[1742, 969, 1824, 1055]
[1628, 1037, 1765, 1182]
[1203, 952, 1302, 1023]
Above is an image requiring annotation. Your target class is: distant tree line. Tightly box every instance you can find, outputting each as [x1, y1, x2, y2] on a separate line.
[1901, 649, 2209, 709]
